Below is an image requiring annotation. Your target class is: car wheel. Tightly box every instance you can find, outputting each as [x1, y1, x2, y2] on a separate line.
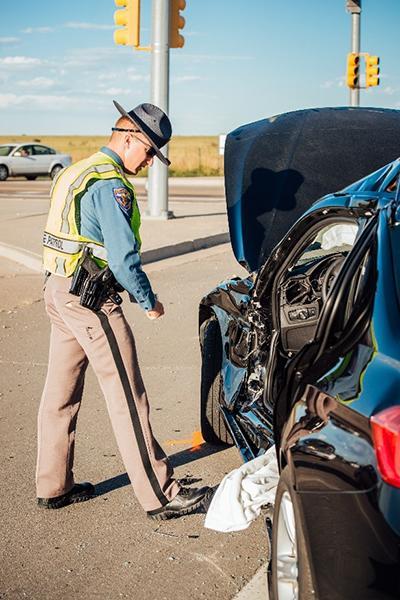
[200, 316, 233, 445]
[50, 165, 63, 179]
[0, 165, 9, 181]
[26, 175, 37, 180]
[270, 467, 315, 600]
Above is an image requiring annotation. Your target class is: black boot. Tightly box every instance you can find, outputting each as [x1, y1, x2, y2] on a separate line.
[37, 482, 95, 509]
[147, 486, 211, 520]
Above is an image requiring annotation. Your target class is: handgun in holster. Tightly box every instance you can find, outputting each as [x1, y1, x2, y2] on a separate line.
[69, 247, 123, 311]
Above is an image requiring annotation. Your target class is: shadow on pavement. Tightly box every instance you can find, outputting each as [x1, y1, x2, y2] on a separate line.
[94, 443, 228, 497]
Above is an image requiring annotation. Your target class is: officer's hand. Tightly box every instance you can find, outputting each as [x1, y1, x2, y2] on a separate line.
[147, 300, 164, 320]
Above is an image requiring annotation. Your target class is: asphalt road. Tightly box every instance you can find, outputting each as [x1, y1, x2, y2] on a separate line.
[0, 179, 227, 259]
[0, 246, 270, 600]
[0, 177, 224, 201]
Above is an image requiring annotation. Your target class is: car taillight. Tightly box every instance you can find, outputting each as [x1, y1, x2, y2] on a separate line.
[371, 406, 400, 488]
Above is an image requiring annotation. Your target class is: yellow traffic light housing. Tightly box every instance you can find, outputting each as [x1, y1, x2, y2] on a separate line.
[170, 0, 186, 48]
[366, 55, 380, 87]
[347, 52, 360, 89]
[113, 0, 140, 47]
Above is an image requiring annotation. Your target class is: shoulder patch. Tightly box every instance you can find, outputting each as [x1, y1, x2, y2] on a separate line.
[113, 187, 132, 214]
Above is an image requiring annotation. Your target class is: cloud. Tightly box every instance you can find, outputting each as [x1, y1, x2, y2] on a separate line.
[0, 37, 19, 44]
[0, 93, 92, 110]
[383, 86, 396, 96]
[127, 74, 149, 82]
[98, 73, 118, 81]
[0, 94, 16, 108]
[173, 75, 202, 83]
[99, 87, 132, 96]
[320, 76, 345, 89]
[0, 56, 45, 66]
[64, 22, 114, 30]
[63, 47, 117, 68]
[184, 31, 205, 37]
[21, 27, 55, 33]
[17, 77, 56, 89]
[178, 53, 255, 62]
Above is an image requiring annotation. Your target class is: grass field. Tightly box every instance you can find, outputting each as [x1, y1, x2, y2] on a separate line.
[0, 135, 224, 177]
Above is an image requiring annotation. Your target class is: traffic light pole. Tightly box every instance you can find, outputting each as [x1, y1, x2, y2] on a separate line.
[346, 0, 361, 107]
[145, 0, 173, 219]
[350, 11, 361, 106]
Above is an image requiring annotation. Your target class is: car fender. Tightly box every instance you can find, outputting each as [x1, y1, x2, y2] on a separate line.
[200, 277, 253, 409]
[0, 157, 13, 176]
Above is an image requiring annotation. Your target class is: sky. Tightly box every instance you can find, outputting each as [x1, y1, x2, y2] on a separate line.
[1, 0, 399, 136]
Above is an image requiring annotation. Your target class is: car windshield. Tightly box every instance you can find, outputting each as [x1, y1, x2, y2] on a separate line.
[295, 222, 358, 266]
[0, 145, 16, 156]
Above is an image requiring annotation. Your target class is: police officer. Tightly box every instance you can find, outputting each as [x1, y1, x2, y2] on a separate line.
[36, 101, 210, 519]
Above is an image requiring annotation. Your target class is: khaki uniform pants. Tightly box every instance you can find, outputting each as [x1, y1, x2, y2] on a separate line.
[36, 274, 179, 512]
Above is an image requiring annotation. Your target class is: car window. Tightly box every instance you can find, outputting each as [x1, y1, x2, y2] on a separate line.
[33, 145, 52, 155]
[18, 145, 34, 156]
[0, 145, 16, 156]
[295, 221, 359, 266]
[278, 219, 360, 355]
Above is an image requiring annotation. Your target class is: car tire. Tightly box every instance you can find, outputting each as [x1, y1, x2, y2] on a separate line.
[26, 175, 37, 180]
[269, 467, 315, 600]
[200, 316, 233, 445]
[50, 165, 63, 179]
[0, 165, 9, 181]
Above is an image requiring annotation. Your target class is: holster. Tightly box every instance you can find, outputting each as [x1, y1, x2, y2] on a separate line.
[69, 247, 123, 312]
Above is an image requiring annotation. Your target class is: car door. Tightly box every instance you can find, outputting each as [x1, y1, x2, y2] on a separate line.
[32, 145, 54, 174]
[11, 145, 36, 175]
[272, 211, 377, 440]
[275, 213, 400, 599]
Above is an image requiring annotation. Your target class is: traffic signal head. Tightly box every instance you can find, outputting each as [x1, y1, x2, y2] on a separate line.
[366, 55, 380, 87]
[347, 52, 360, 89]
[113, 0, 140, 47]
[170, 0, 186, 48]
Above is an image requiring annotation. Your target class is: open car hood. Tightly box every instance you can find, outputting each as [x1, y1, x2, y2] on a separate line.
[225, 107, 400, 272]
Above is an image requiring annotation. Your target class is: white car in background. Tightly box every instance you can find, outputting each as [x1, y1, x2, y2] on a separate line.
[0, 143, 72, 181]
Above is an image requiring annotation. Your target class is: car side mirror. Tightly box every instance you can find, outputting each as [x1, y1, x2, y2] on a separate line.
[13, 151, 22, 157]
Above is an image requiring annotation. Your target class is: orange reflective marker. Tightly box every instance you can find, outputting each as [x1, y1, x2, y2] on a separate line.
[190, 430, 205, 452]
[165, 430, 205, 451]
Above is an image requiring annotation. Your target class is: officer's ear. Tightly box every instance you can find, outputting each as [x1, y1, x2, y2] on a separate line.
[125, 134, 132, 149]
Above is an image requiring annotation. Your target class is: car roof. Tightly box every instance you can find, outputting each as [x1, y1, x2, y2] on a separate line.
[0, 142, 52, 146]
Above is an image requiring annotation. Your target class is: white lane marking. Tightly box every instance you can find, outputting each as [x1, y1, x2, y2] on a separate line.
[0, 239, 231, 274]
[2, 212, 48, 222]
[0, 242, 42, 272]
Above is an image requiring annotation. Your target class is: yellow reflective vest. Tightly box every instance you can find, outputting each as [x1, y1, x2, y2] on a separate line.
[43, 151, 141, 277]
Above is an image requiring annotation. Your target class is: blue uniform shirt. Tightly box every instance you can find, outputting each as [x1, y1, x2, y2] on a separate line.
[79, 147, 156, 311]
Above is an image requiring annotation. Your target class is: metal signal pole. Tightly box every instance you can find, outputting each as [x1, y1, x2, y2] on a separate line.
[346, 0, 361, 107]
[146, 0, 173, 219]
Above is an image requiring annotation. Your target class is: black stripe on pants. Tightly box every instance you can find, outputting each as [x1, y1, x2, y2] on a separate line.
[97, 311, 168, 507]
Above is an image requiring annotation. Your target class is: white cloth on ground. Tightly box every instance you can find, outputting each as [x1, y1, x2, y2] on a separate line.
[204, 445, 279, 533]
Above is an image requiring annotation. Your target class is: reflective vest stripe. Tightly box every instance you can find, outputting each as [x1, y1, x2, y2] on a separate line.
[43, 151, 140, 277]
[43, 231, 108, 260]
[55, 256, 67, 276]
[43, 231, 81, 254]
[60, 163, 120, 234]
[86, 243, 108, 261]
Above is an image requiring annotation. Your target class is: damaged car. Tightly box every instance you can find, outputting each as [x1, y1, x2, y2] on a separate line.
[199, 107, 400, 599]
